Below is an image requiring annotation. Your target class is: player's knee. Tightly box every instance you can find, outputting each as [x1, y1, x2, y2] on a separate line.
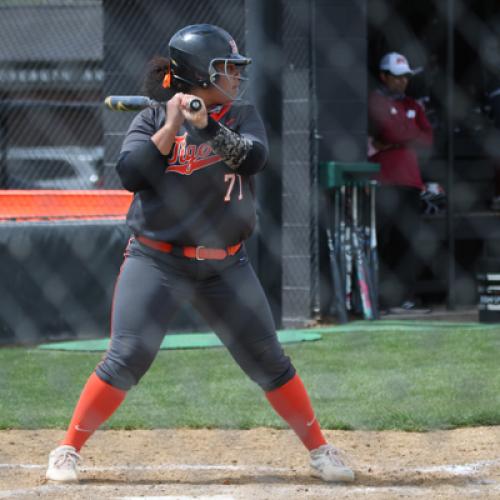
[244, 348, 296, 392]
[95, 340, 157, 390]
[255, 363, 296, 392]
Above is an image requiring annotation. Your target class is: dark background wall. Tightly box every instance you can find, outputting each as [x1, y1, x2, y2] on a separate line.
[367, 0, 500, 306]
[2, 0, 499, 344]
[280, 0, 314, 327]
[0, 221, 129, 344]
[315, 0, 368, 164]
[313, 0, 369, 317]
[0, 0, 374, 342]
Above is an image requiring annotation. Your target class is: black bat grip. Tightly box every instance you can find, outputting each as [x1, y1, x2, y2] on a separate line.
[189, 99, 202, 111]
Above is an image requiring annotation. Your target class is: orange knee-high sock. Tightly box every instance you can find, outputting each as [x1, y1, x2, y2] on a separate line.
[265, 373, 327, 451]
[61, 372, 126, 451]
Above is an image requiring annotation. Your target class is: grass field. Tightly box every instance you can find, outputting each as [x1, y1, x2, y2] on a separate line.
[1, 321, 499, 431]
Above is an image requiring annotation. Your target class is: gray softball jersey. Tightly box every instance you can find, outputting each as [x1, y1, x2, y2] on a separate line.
[116, 101, 269, 248]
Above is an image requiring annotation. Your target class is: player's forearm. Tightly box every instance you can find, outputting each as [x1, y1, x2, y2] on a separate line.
[151, 123, 178, 155]
[196, 117, 267, 174]
[118, 124, 181, 191]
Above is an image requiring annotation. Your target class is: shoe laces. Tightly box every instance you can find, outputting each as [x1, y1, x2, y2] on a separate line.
[53, 447, 80, 469]
[313, 444, 346, 467]
[324, 446, 346, 466]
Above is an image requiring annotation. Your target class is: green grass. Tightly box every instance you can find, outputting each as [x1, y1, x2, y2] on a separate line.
[1, 323, 500, 431]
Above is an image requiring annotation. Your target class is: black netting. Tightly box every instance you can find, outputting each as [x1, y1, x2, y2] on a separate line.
[1, 0, 500, 343]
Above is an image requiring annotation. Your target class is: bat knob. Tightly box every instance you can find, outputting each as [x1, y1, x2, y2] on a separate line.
[189, 99, 202, 112]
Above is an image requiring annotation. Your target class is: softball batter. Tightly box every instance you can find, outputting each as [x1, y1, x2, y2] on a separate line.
[45, 24, 354, 483]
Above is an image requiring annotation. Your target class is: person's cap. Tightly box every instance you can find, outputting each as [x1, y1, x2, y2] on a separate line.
[379, 52, 415, 76]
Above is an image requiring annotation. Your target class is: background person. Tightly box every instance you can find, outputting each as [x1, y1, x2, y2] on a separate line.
[368, 52, 434, 314]
[45, 24, 354, 484]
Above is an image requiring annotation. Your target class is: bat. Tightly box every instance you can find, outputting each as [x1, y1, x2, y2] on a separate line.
[343, 185, 353, 311]
[369, 181, 379, 317]
[360, 182, 379, 319]
[104, 95, 202, 112]
[338, 185, 346, 299]
[351, 184, 375, 320]
[326, 189, 348, 324]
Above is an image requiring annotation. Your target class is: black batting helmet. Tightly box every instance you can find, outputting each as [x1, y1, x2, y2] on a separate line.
[167, 24, 251, 98]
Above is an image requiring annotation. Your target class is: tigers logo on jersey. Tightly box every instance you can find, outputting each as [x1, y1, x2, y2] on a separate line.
[166, 133, 222, 175]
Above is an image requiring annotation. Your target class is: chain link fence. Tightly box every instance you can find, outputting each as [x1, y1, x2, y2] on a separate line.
[1, 0, 499, 343]
[367, 0, 500, 316]
[0, 0, 103, 190]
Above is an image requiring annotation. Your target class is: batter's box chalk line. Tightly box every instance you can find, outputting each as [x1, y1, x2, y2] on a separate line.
[1, 482, 500, 499]
[1, 458, 500, 475]
[1, 459, 500, 499]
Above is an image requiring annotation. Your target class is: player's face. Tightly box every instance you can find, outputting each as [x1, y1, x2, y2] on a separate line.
[380, 72, 410, 94]
[196, 62, 248, 106]
[213, 62, 244, 100]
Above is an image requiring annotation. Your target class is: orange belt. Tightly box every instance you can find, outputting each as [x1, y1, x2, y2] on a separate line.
[136, 235, 242, 261]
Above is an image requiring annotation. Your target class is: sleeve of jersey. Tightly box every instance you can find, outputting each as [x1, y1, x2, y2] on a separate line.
[196, 116, 268, 175]
[116, 141, 166, 192]
[115, 110, 167, 192]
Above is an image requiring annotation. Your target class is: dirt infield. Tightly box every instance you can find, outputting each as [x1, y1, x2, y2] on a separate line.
[1, 427, 499, 499]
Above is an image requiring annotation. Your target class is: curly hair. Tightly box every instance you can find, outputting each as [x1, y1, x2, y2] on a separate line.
[142, 56, 191, 101]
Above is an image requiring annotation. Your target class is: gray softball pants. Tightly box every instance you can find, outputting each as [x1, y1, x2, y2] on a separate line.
[95, 237, 295, 392]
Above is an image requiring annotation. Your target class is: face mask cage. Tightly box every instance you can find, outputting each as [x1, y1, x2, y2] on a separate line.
[208, 58, 251, 100]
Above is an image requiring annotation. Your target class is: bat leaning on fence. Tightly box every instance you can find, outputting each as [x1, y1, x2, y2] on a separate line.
[326, 188, 348, 324]
[351, 184, 375, 320]
[104, 95, 202, 112]
[369, 181, 379, 316]
[342, 185, 353, 311]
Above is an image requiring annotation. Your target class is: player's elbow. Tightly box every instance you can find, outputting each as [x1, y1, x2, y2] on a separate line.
[116, 154, 148, 192]
[237, 141, 268, 175]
